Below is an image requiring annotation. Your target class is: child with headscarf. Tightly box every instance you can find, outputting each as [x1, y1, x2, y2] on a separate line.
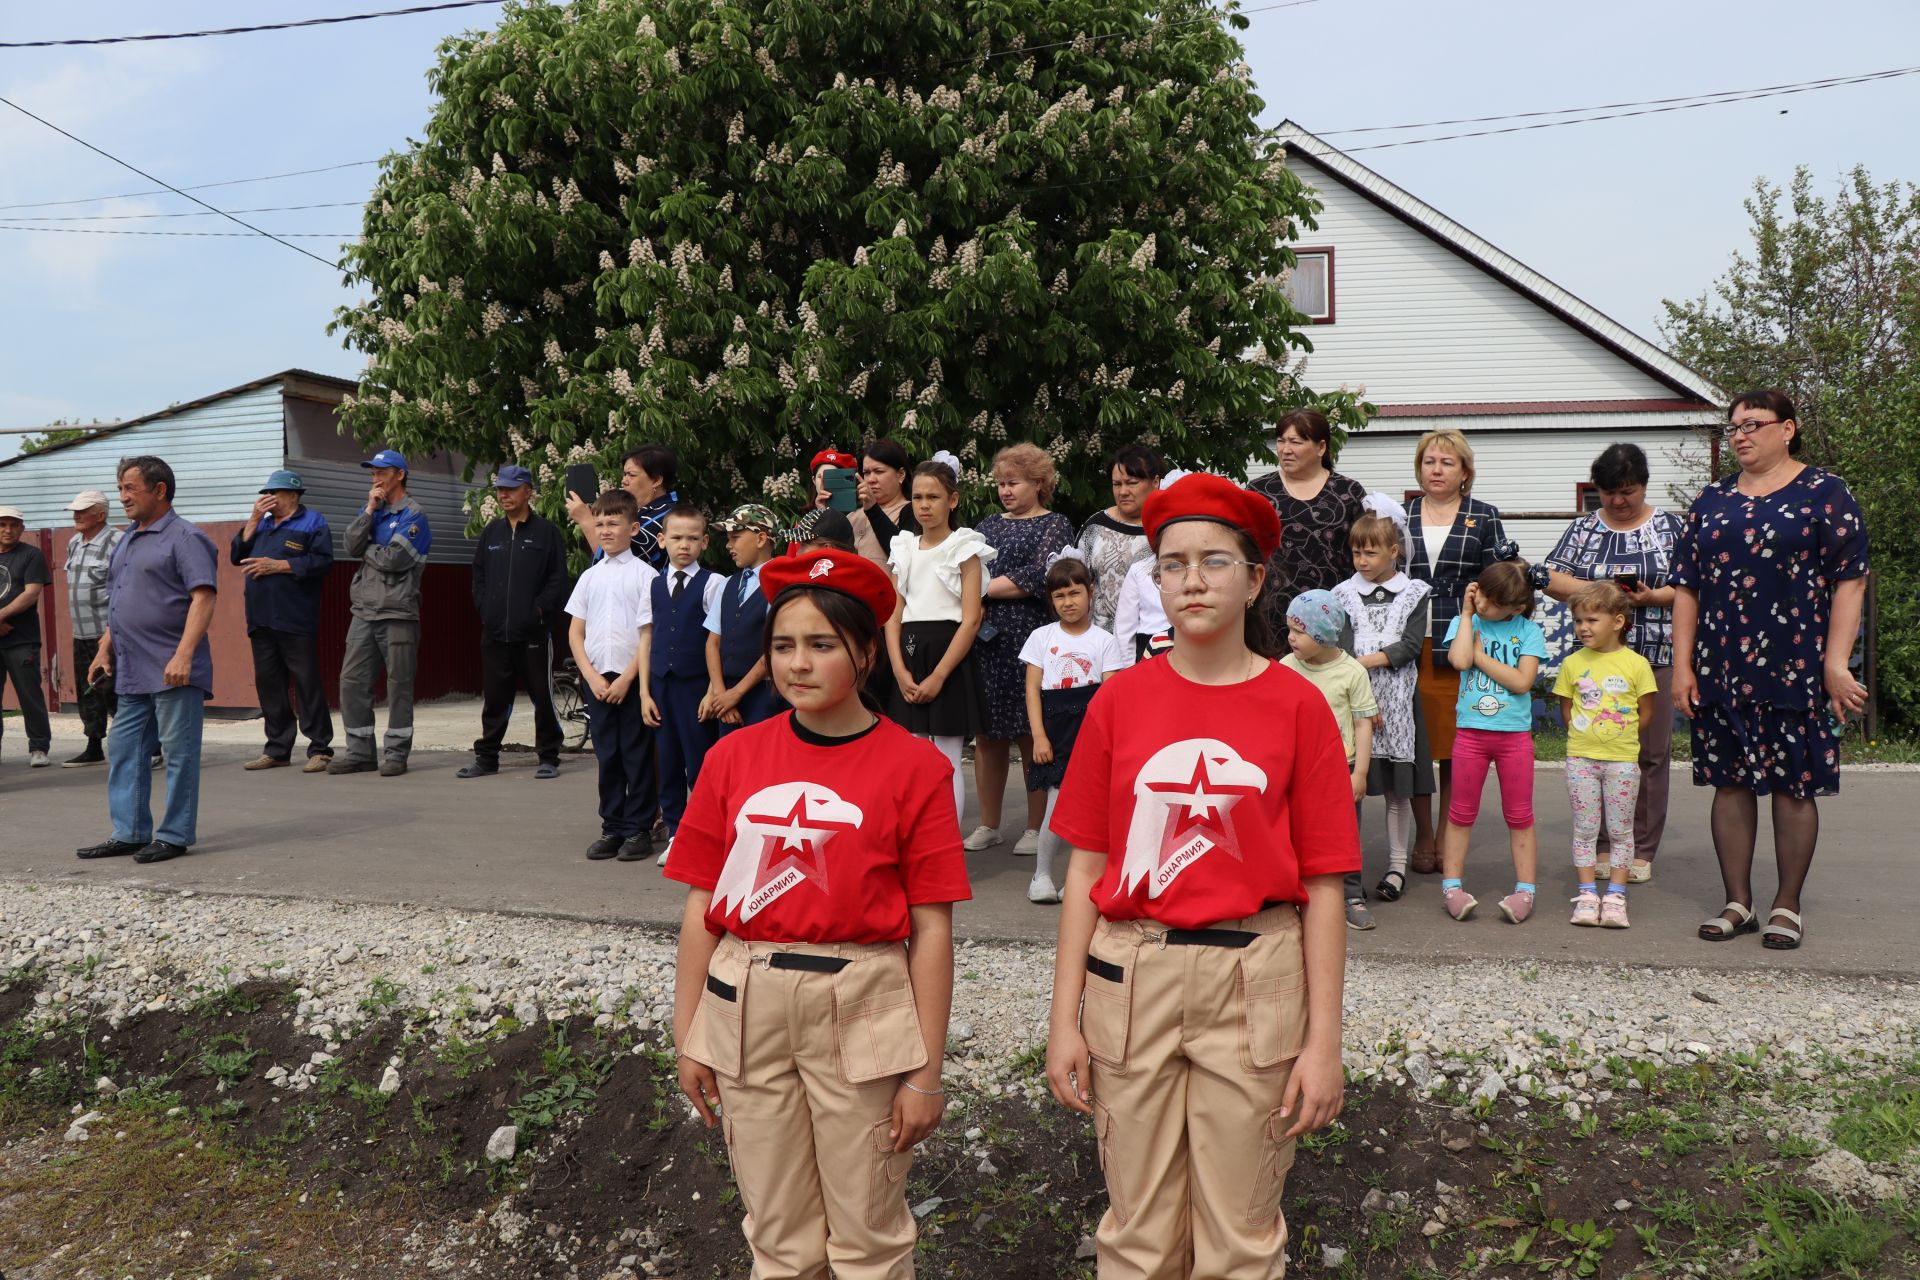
[1280, 589, 1381, 929]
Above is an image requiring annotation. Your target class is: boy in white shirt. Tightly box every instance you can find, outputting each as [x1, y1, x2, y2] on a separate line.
[565, 491, 661, 863]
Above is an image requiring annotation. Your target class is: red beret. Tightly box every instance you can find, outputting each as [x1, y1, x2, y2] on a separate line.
[1141, 473, 1283, 561]
[810, 449, 858, 472]
[759, 548, 898, 624]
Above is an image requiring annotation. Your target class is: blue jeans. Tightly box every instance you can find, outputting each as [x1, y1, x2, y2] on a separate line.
[107, 687, 205, 848]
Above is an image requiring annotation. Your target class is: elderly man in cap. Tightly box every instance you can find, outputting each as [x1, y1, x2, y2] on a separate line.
[230, 469, 335, 772]
[77, 456, 220, 864]
[333, 449, 431, 777]
[0, 503, 54, 767]
[459, 464, 569, 780]
[60, 490, 124, 766]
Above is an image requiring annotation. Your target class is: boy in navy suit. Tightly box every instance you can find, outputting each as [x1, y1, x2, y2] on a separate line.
[646, 505, 723, 865]
[700, 504, 784, 737]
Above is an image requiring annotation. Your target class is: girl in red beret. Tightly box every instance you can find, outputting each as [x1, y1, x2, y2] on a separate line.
[667, 548, 970, 1277]
[1044, 473, 1358, 1279]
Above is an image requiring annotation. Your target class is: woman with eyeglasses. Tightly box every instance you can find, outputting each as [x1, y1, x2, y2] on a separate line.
[1541, 443, 1687, 882]
[1043, 473, 1356, 1279]
[1671, 391, 1870, 951]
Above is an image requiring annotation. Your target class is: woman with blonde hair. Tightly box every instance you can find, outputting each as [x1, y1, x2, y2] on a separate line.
[1405, 428, 1523, 874]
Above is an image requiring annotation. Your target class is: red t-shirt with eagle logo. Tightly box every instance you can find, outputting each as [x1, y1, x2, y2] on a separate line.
[1051, 658, 1361, 928]
[664, 714, 972, 941]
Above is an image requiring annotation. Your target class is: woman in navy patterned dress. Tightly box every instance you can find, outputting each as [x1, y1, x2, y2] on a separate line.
[1671, 391, 1870, 951]
[968, 444, 1075, 856]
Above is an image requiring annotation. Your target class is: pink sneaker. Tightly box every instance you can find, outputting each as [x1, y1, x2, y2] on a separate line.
[1569, 893, 1601, 927]
[1600, 894, 1630, 929]
[1442, 887, 1477, 920]
[1498, 890, 1536, 924]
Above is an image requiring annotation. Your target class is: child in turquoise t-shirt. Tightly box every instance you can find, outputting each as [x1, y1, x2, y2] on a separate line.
[1439, 562, 1548, 924]
[1551, 581, 1658, 929]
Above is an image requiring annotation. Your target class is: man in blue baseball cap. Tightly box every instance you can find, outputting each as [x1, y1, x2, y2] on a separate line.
[459, 464, 570, 780]
[333, 449, 432, 777]
[230, 469, 335, 772]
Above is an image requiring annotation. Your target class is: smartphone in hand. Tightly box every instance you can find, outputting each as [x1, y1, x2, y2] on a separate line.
[565, 463, 601, 506]
[1613, 572, 1642, 592]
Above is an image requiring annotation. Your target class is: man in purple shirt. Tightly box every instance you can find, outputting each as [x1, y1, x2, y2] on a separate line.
[77, 456, 220, 865]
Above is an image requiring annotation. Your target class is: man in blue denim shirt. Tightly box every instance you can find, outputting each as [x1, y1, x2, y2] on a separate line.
[78, 456, 219, 865]
[231, 469, 335, 772]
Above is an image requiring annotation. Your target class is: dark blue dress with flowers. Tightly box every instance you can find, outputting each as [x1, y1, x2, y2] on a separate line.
[1668, 467, 1869, 798]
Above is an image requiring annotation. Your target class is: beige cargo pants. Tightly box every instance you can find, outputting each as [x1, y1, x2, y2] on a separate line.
[1080, 904, 1310, 1280]
[682, 935, 929, 1280]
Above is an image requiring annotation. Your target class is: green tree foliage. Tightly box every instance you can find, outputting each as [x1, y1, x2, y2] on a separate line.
[1662, 166, 1920, 729]
[17, 423, 92, 455]
[332, 0, 1369, 528]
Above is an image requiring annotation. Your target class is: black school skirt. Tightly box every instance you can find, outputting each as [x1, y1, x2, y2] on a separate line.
[888, 620, 986, 738]
[1028, 684, 1098, 791]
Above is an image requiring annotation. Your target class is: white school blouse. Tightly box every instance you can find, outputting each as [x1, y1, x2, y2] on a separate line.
[889, 528, 994, 624]
[564, 548, 658, 673]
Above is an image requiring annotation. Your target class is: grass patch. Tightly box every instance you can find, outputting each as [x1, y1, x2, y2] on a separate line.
[1831, 1082, 1920, 1164]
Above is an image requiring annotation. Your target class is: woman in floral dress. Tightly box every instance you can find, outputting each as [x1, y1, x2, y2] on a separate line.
[969, 443, 1076, 857]
[1672, 391, 1870, 951]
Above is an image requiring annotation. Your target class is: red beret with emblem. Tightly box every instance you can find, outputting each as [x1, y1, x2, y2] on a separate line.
[1141, 472, 1283, 561]
[809, 449, 858, 472]
[759, 548, 898, 624]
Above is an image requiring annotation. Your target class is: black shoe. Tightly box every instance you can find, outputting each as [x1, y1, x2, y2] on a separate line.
[328, 757, 376, 775]
[616, 834, 654, 862]
[456, 760, 498, 779]
[534, 761, 559, 780]
[133, 841, 188, 864]
[63, 743, 107, 768]
[585, 835, 623, 861]
[76, 838, 145, 860]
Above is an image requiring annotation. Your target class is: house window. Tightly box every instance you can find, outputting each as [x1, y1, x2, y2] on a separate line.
[1285, 247, 1335, 323]
[1576, 483, 1603, 513]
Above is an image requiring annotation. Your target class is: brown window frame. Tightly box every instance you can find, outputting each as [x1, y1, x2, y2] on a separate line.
[1575, 482, 1604, 513]
[1287, 246, 1336, 325]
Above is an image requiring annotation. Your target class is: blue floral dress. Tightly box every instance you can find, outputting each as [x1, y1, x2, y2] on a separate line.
[976, 511, 1076, 743]
[1668, 467, 1869, 798]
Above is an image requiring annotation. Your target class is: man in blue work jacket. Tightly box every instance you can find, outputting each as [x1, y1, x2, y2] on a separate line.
[458, 465, 570, 780]
[332, 449, 431, 778]
[231, 469, 335, 772]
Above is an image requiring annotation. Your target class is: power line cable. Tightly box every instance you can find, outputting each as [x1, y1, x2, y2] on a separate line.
[0, 225, 355, 238]
[0, 1, 503, 49]
[0, 95, 342, 266]
[0, 160, 380, 212]
[0, 202, 363, 222]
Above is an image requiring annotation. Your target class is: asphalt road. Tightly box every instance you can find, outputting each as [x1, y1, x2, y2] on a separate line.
[3, 737, 1913, 978]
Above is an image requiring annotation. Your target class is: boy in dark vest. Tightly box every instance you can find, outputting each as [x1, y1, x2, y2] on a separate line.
[700, 504, 785, 738]
[647, 505, 723, 865]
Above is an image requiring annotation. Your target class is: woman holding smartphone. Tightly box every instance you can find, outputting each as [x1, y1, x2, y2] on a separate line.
[1541, 443, 1685, 882]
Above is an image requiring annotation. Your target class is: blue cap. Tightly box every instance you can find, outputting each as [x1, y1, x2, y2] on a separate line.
[492, 464, 534, 489]
[361, 448, 408, 471]
[259, 468, 306, 494]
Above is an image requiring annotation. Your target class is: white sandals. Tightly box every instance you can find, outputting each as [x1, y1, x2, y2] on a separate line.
[1698, 901, 1759, 941]
[1761, 907, 1804, 950]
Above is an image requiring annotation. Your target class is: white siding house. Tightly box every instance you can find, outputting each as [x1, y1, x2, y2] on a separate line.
[1257, 122, 1724, 569]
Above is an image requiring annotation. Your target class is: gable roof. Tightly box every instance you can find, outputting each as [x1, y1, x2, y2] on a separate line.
[0, 368, 355, 469]
[1274, 121, 1723, 407]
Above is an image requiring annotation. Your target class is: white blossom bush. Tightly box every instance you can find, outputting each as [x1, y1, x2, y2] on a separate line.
[333, 0, 1371, 523]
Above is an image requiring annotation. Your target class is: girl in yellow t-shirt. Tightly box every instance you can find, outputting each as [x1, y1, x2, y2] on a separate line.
[1552, 582, 1658, 928]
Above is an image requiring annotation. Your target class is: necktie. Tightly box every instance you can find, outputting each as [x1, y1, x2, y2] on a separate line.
[672, 570, 686, 600]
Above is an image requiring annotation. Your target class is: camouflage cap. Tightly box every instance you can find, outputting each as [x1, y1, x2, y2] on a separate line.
[716, 503, 781, 534]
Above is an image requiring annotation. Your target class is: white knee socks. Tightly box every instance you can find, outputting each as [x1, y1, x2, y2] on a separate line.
[924, 734, 965, 828]
[1036, 788, 1065, 882]
[1385, 792, 1413, 876]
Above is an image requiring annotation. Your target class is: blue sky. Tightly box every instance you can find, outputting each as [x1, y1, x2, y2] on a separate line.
[2, 0, 1916, 449]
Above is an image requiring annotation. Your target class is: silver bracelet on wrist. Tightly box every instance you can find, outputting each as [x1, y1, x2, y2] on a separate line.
[901, 1080, 947, 1098]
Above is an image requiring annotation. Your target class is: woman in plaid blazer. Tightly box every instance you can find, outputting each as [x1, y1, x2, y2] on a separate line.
[1405, 428, 1520, 872]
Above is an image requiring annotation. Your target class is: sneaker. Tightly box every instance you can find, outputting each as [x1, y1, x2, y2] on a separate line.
[1027, 873, 1062, 904]
[1628, 860, 1653, 884]
[656, 838, 673, 868]
[63, 744, 107, 768]
[1012, 829, 1041, 857]
[1498, 890, 1536, 924]
[1442, 887, 1478, 921]
[1345, 898, 1377, 931]
[962, 825, 1000, 852]
[28, 750, 51, 768]
[1600, 895, 1631, 929]
[585, 835, 622, 861]
[328, 757, 377, 775]
[243, 754, 290, 771]
[378, 758, 408, 777]
[302, 755, 331, 774]
[1569, 893, 1602, 927]
[616, 834, 653, 862]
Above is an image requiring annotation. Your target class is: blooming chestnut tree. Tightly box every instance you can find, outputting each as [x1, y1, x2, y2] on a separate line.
[333, 0, 1367, 523]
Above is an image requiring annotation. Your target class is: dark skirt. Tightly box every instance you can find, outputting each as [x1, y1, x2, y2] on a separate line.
[1690, 697, 1841, 799]
[1029, 685, 1098, 791]
[888, 621, 985, 738]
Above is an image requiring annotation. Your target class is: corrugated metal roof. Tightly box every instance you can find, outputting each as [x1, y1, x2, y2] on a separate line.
[1275, 122, 1725, 408]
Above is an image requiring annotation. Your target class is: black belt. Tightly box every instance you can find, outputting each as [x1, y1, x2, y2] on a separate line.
[1164, 928, 1258, 948]
[767, 952, 851, 973]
